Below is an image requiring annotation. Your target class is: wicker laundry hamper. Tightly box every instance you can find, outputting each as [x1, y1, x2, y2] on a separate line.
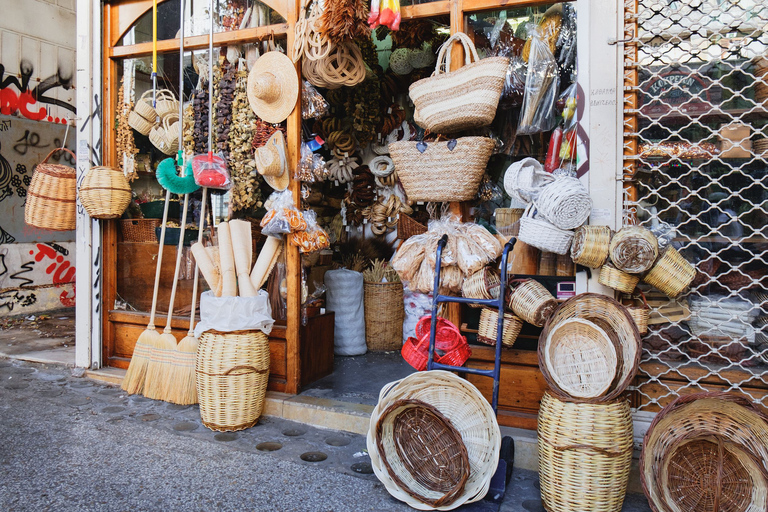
[364, 281, 405, 351]
[79, 166, 132, 219]
[538, 391, 634, 512]
[196, 329, 270, 432]
[25, 148, 77, 231]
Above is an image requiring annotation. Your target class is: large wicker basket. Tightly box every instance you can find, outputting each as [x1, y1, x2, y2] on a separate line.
[643, 246, 696, 298]
[79, 166, 132, 219]
[598, 263, 640, 294]
[120, 218, 160, 242]
[477, 308, 522, 347]
[25, 148, 77, 231]
[364, 281, 405, 351]
[571, 225, 611, 268]
[641, 392, 768, 512]
[609, 225, 659, 273]
[196, 329, 270, 432]
[507, 278, 558, 327]
[462, 266, 500, 308]
[389, 137, 495, 203]
[538, 392, 633, 512]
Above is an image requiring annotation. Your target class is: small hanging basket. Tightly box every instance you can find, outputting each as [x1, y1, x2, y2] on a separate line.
[461, 267, 500, 308]
[127, 110, 155, 135]
[507, 278, 558, 327]
[477, 308, 522, 348]
[133, 90, 158, 121]
[161, 114, 180, 155]
[571, 225, 611, 268]
[534, 176, 593, 230]
[609, 225, 659, 273]
[622, 291, 650, 335]
[79, 166, 132, 219]
[598, 264, 640, 294]
[518, 205, 574, 256]
[642, 246, 696, 298]
[25, 148, 77, 231]
[154, 89, 179, 120]
[149, 116, 176, 155]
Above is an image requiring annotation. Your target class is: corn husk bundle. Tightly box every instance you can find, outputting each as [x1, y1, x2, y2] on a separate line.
[229, 68, 262, 212]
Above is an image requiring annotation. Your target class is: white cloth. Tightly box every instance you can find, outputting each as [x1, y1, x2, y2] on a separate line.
[194, 290, 274, 337]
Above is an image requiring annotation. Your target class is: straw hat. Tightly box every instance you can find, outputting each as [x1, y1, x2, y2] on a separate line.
[254, 130, 289, 191]
[247, 51, 299, 123]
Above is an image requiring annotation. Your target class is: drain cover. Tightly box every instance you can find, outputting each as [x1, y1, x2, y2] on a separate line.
[140, 414, 161, 422]
[4, 382, 29, 390]
[102, 406, 125, 414]
[282, 428, 306, 437]
[351, 462, 373, 474]
[325, 436, 351, 447]
[256, 442, 283, 452]
[214, 433, 237, 442]
[300, 452, 328, 462]
[173, 422, 198, 432]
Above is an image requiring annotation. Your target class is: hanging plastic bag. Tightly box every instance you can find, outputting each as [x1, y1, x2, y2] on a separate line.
[192, 152, 231, 189]
[288, 209, 330, 253]
[518, 24, 559, 135]
[296, 142, 317, 182]
[260, 189, 306, 236]
[301, 80, 329, 120]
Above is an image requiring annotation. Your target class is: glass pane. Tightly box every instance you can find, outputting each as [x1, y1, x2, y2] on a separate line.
[117, 0, 286, 46]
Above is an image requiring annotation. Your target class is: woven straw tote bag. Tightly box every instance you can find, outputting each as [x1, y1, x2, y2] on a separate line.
[410, 32, 508, 134]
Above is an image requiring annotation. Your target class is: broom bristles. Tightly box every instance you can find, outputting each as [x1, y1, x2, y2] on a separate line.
[166, 334, 199, 405]
[156, 158, 200, 195]
[121, 328, 159, 395]
[143, 333, 177, 400]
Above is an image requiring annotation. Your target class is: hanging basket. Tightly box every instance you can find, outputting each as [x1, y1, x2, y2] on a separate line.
[643, 246, 696, 298]
[641, 392, 768, 512]
[79, 166, 132, 219]
[622, 291, 650, 335]
[149, 116, 176, 155]
[161, 114, 180, 155]
[120, 218, 160, 242]
[154, 89, 179, 120]
[364, 281, 405, 351]
[476, 308, 522, 348]
[571, 225, 611, 268]
[133, 89, 158, 121]
[598, 263, 639, 294]
[461, 266, 500, 308]
[25, 148, 77, 231]
[127, 110, 155, 135]
[397, 213, 428, 240]
[507, 278, 557, 327]
[409, 32, 508, 133]
[389, 137, 495, 203]
[518, 205, 574, 255]
[534, 176, 592, 230]
[538, 392, 633, 512]
[609, 225, 659, 273]
[196, 329, 270, 432]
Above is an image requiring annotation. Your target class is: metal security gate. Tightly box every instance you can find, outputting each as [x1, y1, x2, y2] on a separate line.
[622, 0, 768, 413]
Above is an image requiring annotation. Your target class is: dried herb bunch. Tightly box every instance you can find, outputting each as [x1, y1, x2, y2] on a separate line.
[320, 0, 370, 43]
[363, 259, 400, 283]
[192, 81, 209, 154]
[115, 83, 139, 181]
[229, 68, 262, 212]
[346, 78, 381, 146]
[215, 58, 236, 160]
[183, 101, 195, 155]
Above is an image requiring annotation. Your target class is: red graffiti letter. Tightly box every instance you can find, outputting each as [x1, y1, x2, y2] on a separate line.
[0, 88, 19, 116]
[18, 91, 47, 121]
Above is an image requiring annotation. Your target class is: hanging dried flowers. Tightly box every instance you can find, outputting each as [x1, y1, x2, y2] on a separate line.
[229, 68, 262, 212]
[320, 0, 370, 43]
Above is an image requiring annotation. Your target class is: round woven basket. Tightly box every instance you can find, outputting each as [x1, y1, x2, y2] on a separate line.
[542, 318, 618, 400]
[571, 225, 611, 268]
[539, 293, 641, 403]
[367, 370, 501, 511]
[133, 90, 157, 121]
[641, 392, 768, 512]
[518, 205, 574, 255]
[598, 263, 640, 294]
[538, 392, 633, 512]
[609, 226, 659, 273]
[534, 176, 592, 230]
[375, 398, 470, 508]
[25, 148, 77, 231]
[477, 308, 522, 347]
[642, 246, 696, 298]
[195, 329, 270, 432]
[127, 110, 155, 135]
[507, 279, 557, 327]
[623, 292, 650, 335]
[364, 281, 405, 351]
[154, 89, 179, 120]
[79, 166, 132, 219]
[461, 266, 500, 308]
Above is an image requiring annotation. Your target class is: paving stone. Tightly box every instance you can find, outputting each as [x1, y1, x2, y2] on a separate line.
[4, 381, 30, 390]
[214, 433, 237, 442]
[6, 367, 34, 375]
[97, 388, 122, 395]
[37, 373, 66, 382]
[167, 404, 190, 411]
[139, 414, 161, 422]
[102, 407, 125, 414]
[521, 500, 546, 512]
[173, 422, 199, 432]
[67, 397, 90, 407]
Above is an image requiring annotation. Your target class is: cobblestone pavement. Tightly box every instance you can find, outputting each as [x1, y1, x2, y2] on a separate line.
[0, 358, 651, 512]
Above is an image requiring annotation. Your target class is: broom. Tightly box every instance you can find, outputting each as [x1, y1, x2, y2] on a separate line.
[121, 0, 165, 395]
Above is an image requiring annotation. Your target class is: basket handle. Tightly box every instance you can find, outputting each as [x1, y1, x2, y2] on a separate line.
[155, 89, 176, 101]
[40, 147, 76, 165]
[433, 31, 480, 76]
[163, 113, 180, 130]
[222, 364, 268, 376]
[139, 89, 155, 102]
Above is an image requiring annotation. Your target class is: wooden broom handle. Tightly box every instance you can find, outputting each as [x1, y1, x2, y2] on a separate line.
[187, 187, 208, 336]
[163, 190, 190, 333]
[147, 188, 172, 329]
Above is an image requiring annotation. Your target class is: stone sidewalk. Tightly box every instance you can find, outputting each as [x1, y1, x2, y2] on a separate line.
[0, 358, 652, 512]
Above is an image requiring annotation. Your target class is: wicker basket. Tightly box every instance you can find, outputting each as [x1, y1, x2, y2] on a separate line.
[539, 293, 641, 403]
[374, 399, 470, 508]
[149, 117, 176, 155]
[162, 114, 180, 154]
[154, 89, 179, 120]
[364, 281, 405, 351]
[641, 392, 768, 512]
[609, 225, 658, 273]
[503, 157, 554, 204]
[461, 266, 500, 308]
[133, 90, 157, 121]
[25, 148, 77, 231]
[643, 246, 696, 298]
[494, 208, 524, 237]
[409, 32, 508, 133]
[598, 263, 640, 294]
[196, 329, 270, 432]
[571, 225, 611, 268]
[507, 279, 558, 327]
[389, 137, 495, 203]
[518, 205, 574, 255]
[477, 308, 522, 347]
[79, 166, 132, 219]
[367, 370, 501, 510]
[542, 318, 618, 400]
[534, 176, 592, 230]
[397, 213, 427, 240]
[127, 110, 155, 135]
[120, 219, 161, 242]
[623, 292, 649, 335]
[538, 392, 633, 512]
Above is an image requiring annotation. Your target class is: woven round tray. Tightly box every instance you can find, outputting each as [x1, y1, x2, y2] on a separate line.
[507, 279, 557, 327]
[538, 391, 633, 512]
[643, 246, 696, 298]
[367, 370, 500, 511]
[539, 293, 641, 403]
[609, 226, 659, 273]
[641, 392, 768, 512]
[477, 308, 522, 347]
[571, 225, 611, 268]
[598, 264, 640, 294]
[375, 399, 470, 508]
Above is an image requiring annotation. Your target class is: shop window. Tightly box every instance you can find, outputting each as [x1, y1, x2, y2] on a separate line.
[624, 0, 768, 411]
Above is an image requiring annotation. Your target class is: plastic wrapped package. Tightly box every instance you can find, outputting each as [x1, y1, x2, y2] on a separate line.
[325, 269, 367, 356]
[194, 290, 274, 337]
[260, 190, 307, 237]
[295, 142, 317, 183]
[301, 80, 329, 120]
[403, 285, 433, 341]
[192, 152, 231, 189]
[455, 235, 487, 275]
[519, 24, 560, 135]
[288, 210, 330, 253]
[463, 223, 503, 261]
[391, 234, 427, 284]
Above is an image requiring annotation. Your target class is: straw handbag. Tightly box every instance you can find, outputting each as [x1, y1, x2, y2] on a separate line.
[534, 176, 592, 230]
[149, 114, 178, 155]
[154, 89, 179, 120]
[25, 148, 77, 231]
[127, 110, 155, 135]
[133, 90, 157, 121]
[79, 166, 132, 219]
[389, 137, 494, 203]
[409, 32, 508, 134]
[518, 205, 574, 255]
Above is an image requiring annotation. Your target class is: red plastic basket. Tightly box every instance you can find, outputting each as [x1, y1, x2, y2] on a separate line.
[402, 316, 472, 371]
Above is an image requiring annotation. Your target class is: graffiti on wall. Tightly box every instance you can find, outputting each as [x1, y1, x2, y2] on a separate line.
[0, 59, 75, 124]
